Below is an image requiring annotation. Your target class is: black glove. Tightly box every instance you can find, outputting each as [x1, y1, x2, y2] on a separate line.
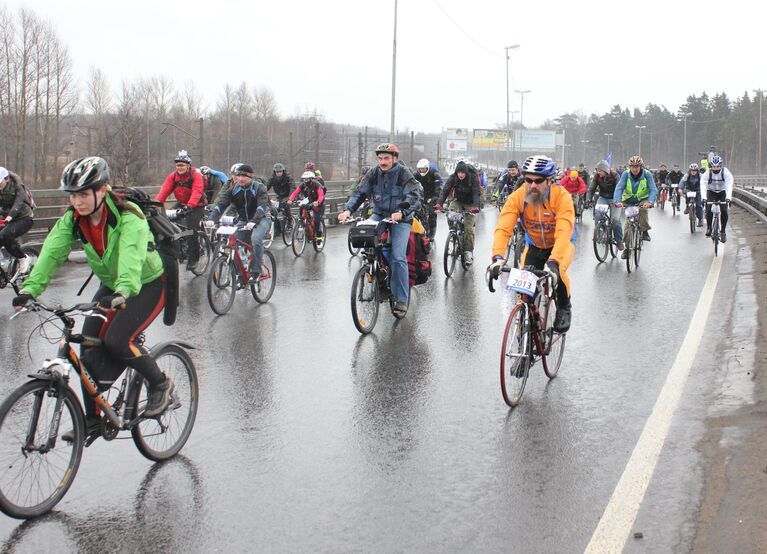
[12, 293, 32, 308]
[98, 293, 127, 310]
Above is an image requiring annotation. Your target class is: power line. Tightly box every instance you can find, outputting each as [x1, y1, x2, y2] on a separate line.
[432, 1, 503, 59]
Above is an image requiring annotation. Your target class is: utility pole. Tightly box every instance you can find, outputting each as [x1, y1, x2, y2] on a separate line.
[389, 0, 398, 142]
[678, 112, 692, 168]
[314, 121, 320, 167]
[515, 89, 531, 127]
[580, 139, 590, 163]
[504, 44, 520, 159]
[198, 117, 204, 167]
[289, 132, 294, 177]
[410, 130, 414, 167]
[357, 132, 363, 175]
[635, 125, 646, 157]
[754, 89, 763, 177]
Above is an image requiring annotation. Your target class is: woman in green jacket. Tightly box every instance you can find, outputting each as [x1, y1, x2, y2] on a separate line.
[13, 157, 174, 434]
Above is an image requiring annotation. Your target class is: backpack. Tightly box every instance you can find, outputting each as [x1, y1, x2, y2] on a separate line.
[111, 187, 182, 326]
[21, 184, 36, 209]
[407, 231, 432, 286]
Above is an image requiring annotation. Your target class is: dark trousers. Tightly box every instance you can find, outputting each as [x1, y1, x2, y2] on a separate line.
[521, 244, 571, 308]
[0, 217, 33, 258]
[179, 206, 204, 262]
[80, 279, 166, 417]
[705, 190, 729, 231]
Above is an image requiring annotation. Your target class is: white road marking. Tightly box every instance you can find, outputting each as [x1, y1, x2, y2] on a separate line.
[585, 251, 724, 553]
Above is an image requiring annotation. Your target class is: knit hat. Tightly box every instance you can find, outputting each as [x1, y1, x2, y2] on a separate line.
[455, 161, 468, 174]
[596, 160, 610, 173]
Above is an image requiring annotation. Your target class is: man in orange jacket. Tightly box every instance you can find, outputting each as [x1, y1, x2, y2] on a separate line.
[489, 155, 576, 332]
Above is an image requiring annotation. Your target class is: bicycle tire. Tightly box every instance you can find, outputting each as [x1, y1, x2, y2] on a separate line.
[634, 229, 642, 267]
[443, 232, 459, 277]
[500, 302, 531, 407]
[251, 250, 276, 303]
[206, 257, 236, 315]
[347, 226, 360, 256]
[542, 296, 566, 379]
[459, 236, 469, 271]
[712, 217, 719, 256]
[190, 232, 212, 276]
[131, 344, 198, 462]
[282, 215, 294, 246]
[608, 226, 617, 258]
[292, 221, 306, 257]
[312, 220, 327, 252]
[625, 226, 635, 273]
[0, 380, 84, 519]
[263, 219, 275, 249]
[689, 209, 696, 234]
[593, 223, 609, 263]
[351, 264, 379, 334]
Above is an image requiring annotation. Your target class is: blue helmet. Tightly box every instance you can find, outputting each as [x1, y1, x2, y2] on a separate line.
[710, 155, 723, 167]
[521, 155, 557, 177]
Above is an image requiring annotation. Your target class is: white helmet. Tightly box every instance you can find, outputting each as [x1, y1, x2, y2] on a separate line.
[301, 171, 315, 180]
[416, 158, 430, 170]
[456, 156, 467, 164]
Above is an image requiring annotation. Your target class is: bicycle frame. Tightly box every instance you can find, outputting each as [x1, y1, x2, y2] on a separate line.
[217, 225, 272, 286]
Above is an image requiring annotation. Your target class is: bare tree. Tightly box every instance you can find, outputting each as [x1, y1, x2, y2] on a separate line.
[112, 81, 145, 185]
[217, 83, 235, 168]
[85, 66, 112, 154]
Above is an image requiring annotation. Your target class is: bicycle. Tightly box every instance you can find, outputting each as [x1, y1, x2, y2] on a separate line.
[592, 203, 617, 262]
[166, 208, 212, 276]
[505, 221, 526, 269]
[442, 210, 473, 277]
[686, 191, 698, 234]
[0, 235, 37, 294]
[291, 198, 326, 257]
[0, 300, 198, 519]
[207, 220, 276, 314]
[487, 264, 566, 407]
[497, 188, 509, 212]
[272, 199, 295, 247]
[346, 217, 408, 334]
[669, 184, 680, 216]
[707, 200, 725, 256]
[622, 205, 643, 273]
[571, 193, 585, 224]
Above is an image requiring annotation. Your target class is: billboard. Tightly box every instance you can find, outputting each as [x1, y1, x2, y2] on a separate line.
[513, 130, 557, 151]
[472, 129, 510, 150]
[444, 128, 469, 152]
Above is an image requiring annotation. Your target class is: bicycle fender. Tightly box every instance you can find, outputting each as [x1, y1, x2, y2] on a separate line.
[148, 340, 195, 354]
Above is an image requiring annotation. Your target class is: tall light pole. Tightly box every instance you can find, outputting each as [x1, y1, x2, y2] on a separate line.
[634, 125, 646, 157]
[389, 0, 398, 142]
[580, 139, 590, 163]
[515, 89, 531, 127]
[504, 44, 520, 159]
[604, 132, 613, 156]
[754, 89, 763, 177]
[678, 112, 692, 168]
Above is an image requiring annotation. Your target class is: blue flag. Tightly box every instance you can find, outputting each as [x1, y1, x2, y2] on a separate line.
[606, 152, 613, 166]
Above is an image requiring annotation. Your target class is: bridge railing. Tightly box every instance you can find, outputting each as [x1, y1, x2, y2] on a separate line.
[733, 175, 767, 219]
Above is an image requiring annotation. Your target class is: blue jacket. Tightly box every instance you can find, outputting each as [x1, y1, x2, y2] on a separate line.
[345, 160, 423, 221]
[613, 169, 657, 204]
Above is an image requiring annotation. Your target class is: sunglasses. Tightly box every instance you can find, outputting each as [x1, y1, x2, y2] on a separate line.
[524, 176, 547, 185]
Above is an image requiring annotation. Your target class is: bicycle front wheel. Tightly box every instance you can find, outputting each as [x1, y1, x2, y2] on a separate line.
[292, 221, 306, 257]
[625, 227, 635, 274]
[282, 215, 294, 246]
[593, 223, 609, 263]
[634, 230, 642, 267]
[500, 303, 531, 407]
[347, 226, 360, 256]
[351, 264, 379, 334]
[190, 233, 212, 276]
[251, 250, 276, 303]
[263, 219, 275, 249]
[313, 220, 327, 252]
[689, 210, 696, 234]
[207, 257, 237, 315]
[443, 232, 459, 277]
[131, 344, 198, 462]
[0, 380, 84, 519]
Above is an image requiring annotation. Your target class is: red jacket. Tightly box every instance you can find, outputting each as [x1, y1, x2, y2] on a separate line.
[156, 168, 205, 207]
[559, 176, 587, 194]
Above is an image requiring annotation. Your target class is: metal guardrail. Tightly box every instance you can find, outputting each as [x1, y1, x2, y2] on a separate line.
[733, 175, 767, 222]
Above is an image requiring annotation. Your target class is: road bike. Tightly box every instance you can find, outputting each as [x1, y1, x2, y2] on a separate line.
[346, 217, 408, 334]
[488, 265, 566, 407]
[686, 191, 698, 234]
[622, 205, 643, 273]
[0, 300, 198, 519]
[442, 210, 473, 277]
[669, 184, 680, 216]
[207, 220, 276, 314]
[291, 198, 326, 257]
[592, 203, 617, 262]
[166, 208, 212, 276]
[707, 200, 725, 256]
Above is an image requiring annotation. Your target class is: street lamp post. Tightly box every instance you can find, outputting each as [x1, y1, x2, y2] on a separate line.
[634, 125, 646, 157]
[604, 132, 613, 157]
[678, 112, 692, 168]
[754, 89, 763, 177]
[580, 139, 590, 163]
[389, 0, 398, 142]
[504, 44, 520, 159]
[514, 89, 531, 127]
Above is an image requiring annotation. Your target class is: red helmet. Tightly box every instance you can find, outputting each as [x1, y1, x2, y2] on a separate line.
[375, 143, 400, 156]
[304, 162, 316, 170]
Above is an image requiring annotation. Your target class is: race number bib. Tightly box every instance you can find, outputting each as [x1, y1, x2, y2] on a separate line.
[625, 206, 640, 217]
[686, 192, 697, 198]
[505, 267, 536, 297]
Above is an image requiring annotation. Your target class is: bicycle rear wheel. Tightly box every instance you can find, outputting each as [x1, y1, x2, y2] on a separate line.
[282, 215, 294, 246]
[443, 232, 459, 277]
[593, 223, 609, 263]
[131, 344, 198, 462]
[542, 296, 566, 378]
[292, 221, 306, 257]
[207, 257, 237, 315]
[0, 380, 84, 519]
[351, 264, 379, 334]
[190, 233, 212, 276]
[348, 226, 360, 256]
[500, 303, 531, 407]
[313, 220, 327, 252]
[251, 250, 276, 303]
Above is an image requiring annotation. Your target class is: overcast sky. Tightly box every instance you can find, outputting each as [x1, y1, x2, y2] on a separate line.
[11, 0, 767, 133]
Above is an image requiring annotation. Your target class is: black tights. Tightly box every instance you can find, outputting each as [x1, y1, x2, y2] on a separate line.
[705, 191, 728, 231]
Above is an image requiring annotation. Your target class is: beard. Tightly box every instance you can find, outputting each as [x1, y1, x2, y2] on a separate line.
[525, 186, 546, 205]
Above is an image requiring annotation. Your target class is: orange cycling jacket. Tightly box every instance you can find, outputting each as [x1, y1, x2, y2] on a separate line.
[492, 184, 575, 264]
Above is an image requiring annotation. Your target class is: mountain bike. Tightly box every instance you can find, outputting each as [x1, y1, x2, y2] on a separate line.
[505, 221, 526, 269]
[442, 210, 473, 277]
[686, 191, 698, 234]
[571, 193, 585, 223]
[207, 221, 276, 314]
[346, 217, 408, 334]
[669, 184, 680, 216]
[291, 198, 326, 257]
[623, 205, 643, 273]
[593, 203, 618, 262]
[166, 208, 212, 276]
[0, 241, 37, 294]
[707, 200, 725, 256]
[488, 265, 566, 407]
[0, 300, 198, 519]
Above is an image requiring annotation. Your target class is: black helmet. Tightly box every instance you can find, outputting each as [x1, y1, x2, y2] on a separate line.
[360, 165, 370, 174]
[60, 157, 110, 192]
[273, 163, 286, 172]
[507, 160, 518, 169]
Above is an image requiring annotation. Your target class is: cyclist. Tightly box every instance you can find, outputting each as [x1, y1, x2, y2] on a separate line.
[12, 157, 174, 437]
[212, 163, 272, 282]
[488, 155, 575, 332]
[0, 166, 35, 273]
[435, 160, 481, 265]
[155, 150, 206, 271]
[666, 163, 684, 211]
[289, 171, 326, 244]
[267, 162, 294, 232]
[655, 163, 669, 191]
[700, 155, 733, 242]
[679, 163, 704, 227]
[495, 160, 523, 201]
[614, 155, 657, 250]
[337, 143, 422, 317]
[414, 158, 442, 240]
[577, 162, 589, 185]
[559, 170, 587, 216]
[199, 165, 229, 204]
[304, 162, 325, 187]
[588, 160, 623, 250]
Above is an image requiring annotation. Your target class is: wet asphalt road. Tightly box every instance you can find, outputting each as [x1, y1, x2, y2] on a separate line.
[0, 203, 755, 552]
